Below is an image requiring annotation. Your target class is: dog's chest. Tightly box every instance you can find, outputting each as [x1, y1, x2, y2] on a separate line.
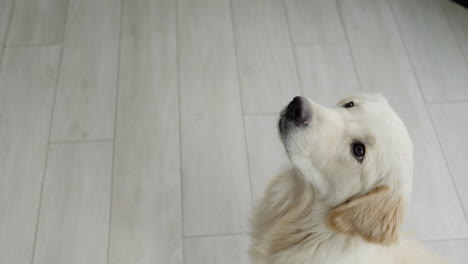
[272, 238, 395, 264]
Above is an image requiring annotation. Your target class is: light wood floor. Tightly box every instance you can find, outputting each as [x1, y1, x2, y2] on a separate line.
[1, 0, 468, 263]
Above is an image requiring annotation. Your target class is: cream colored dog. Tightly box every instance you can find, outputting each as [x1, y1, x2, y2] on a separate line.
[250, 94, 445, 264]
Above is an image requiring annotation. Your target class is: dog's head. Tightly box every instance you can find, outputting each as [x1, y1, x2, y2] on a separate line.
[278, 94, 413, 245]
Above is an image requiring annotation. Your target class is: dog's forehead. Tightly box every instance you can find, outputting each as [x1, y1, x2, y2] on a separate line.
[337, 95, 408, 141]
[336, 95, 393, 124]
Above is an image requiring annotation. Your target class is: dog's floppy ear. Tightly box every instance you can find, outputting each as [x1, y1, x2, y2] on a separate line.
[327, 185, 403, 245]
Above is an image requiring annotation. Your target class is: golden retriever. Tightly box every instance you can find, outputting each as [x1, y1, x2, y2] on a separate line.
[250, 94, 446, 264]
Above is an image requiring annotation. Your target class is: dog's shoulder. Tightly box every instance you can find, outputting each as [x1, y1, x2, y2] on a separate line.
[250, 169, 317, 262]
[251, 169, 308, 232]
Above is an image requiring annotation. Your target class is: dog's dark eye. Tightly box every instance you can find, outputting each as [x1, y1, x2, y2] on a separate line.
[342, 101, 354, 108]
[352, 142, 365, 162]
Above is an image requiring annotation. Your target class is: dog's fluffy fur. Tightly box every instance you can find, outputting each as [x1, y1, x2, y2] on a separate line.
[250, 94, 445, 264]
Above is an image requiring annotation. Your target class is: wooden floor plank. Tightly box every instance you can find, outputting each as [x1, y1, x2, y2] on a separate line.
[108, 0, 183, 263]
[33, 142, 112, 264]
[390, 0, 468, 101]
[429, 102, 468, 218]
[424, 239, 468, 264]
[231, 0, 301, 113]
[7, 0, 69, 45]
[443, 0, 468, 62]
[0, 0, 13, 44]
[285, 0, 346, 44]
[295, 44, 361, 106]
[178, 0, 252, 236]
[0, 46, 61, 264]
[184, 235, 250, 264]
[50, 0, 120, 141]
[245, 114, 290, 199]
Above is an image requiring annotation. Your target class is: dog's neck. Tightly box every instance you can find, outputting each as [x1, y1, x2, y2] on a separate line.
[250, 168, 389, 264]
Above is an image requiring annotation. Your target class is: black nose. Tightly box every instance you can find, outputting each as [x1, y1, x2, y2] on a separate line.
[285, 96, 312, 125]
